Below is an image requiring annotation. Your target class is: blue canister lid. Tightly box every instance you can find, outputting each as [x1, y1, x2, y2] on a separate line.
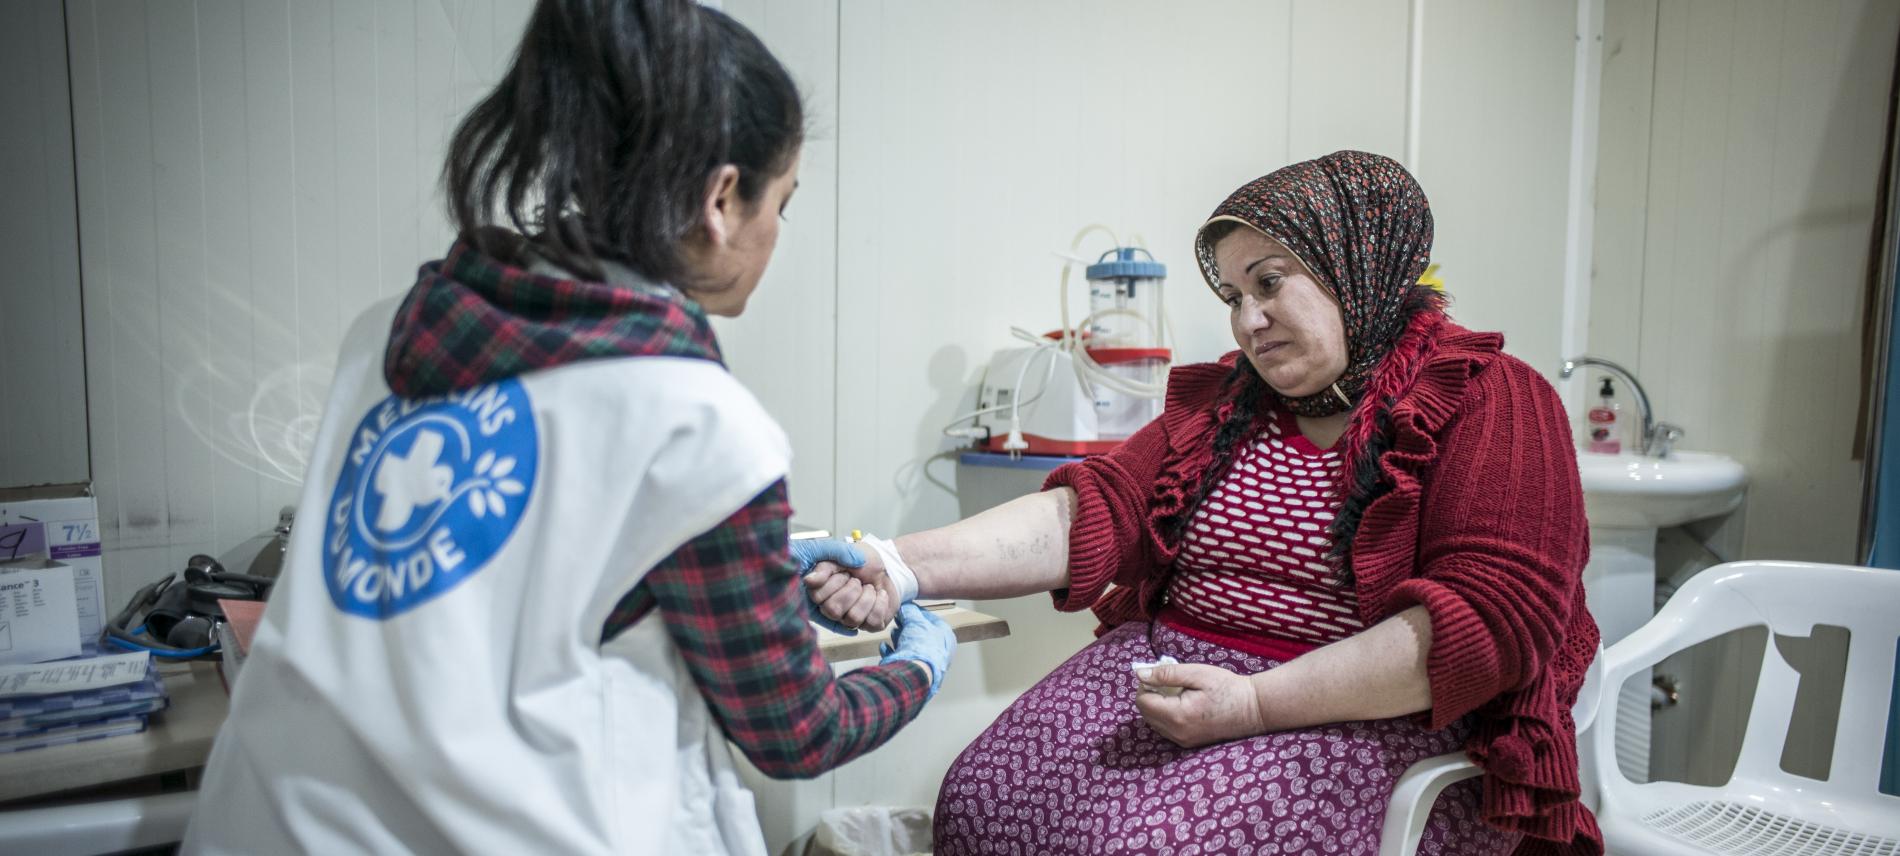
[1086, 247, 1166, 281]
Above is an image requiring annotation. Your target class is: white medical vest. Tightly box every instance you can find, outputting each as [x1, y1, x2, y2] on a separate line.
[183, 298, 788, 855]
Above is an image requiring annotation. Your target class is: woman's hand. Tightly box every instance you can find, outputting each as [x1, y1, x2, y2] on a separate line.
[1134, 606, 1436, 745]
[803, 549, 899, 632]
[1133, 662, 1269, 748]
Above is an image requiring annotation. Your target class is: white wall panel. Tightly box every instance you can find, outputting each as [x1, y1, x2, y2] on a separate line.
[1591, 0, 1658, 372]
[1592, 0, 1898, 563]
[69, 0, 172, 596]
[717, 0, 845, 533]
[195, 0, 270, 591]
[1416, 0, 1580, 382]
[148, 0, 219, 576]
[1289, 0, 1410, 163]
[65, 0, 536, 608]
[0, 0, 89, 489]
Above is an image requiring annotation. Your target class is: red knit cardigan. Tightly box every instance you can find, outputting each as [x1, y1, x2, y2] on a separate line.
[1044, 317, 1603, 856]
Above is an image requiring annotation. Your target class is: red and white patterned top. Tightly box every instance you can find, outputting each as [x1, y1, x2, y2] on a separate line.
[1164, 407, 1365, 650]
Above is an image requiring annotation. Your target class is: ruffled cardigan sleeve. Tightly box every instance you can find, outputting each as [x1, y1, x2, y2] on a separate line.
[1042, 355, 1233, 617]
[1043, 323, 1603, 856]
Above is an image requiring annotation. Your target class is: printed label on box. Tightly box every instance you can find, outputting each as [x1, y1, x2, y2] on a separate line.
[0, 564, 82, 666]
[41, 522, 103, 644]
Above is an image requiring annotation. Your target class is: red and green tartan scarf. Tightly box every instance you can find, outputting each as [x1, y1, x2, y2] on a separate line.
[384, 231, 723, 398]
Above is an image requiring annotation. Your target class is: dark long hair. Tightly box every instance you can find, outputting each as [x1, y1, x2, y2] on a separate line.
[443, 0, 803, 285]
[1164, 362, 1270, 545]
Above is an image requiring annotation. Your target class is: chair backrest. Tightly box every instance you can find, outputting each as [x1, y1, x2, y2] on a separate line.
[1601, 560, 1900, 806]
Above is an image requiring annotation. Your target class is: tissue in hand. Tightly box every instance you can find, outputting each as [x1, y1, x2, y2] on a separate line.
[1130, 655, 1182, 697]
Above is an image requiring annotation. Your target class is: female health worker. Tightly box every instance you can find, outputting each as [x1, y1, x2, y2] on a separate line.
[182, 1, 955, 853]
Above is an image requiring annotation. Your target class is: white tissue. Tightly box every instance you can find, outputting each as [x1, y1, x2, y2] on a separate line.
[1130, 655, 1182, 696]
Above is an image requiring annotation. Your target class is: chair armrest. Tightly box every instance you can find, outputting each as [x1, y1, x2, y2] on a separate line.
[1379, 752, 1482, 856]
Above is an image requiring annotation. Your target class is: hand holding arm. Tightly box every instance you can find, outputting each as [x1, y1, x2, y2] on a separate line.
[803, 487, 1078, 630]
[789, 538, 880, 636]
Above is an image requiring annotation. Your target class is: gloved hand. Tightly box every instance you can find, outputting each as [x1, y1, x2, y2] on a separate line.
[791, 538, 867, 636]
[802, 538, 901, 633]
[879, 602, 956, 699]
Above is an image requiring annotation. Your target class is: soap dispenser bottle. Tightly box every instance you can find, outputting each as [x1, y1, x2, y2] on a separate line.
[1588, 377, 1623, 454]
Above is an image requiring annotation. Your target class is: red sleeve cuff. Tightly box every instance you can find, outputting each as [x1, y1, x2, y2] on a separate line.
[1391, 577, 1505, 729]
[1043, 462, 1124, 612]
[1048, 501, 1122, 611]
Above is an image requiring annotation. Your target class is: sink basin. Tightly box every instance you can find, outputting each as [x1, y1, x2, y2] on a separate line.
[1576, 450, 1746, 529]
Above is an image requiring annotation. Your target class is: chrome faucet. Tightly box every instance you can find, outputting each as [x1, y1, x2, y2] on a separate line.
[1560, 355, 1684, 458]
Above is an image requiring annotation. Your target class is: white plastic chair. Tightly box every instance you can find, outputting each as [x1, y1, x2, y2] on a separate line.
[1377, 642, 1604, 856]
[1586, 560, 1900, 854]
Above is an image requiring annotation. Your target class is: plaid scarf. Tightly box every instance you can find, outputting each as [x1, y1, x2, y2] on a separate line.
[1192, 150, 1437, 417]
[384, 233, 723, 397]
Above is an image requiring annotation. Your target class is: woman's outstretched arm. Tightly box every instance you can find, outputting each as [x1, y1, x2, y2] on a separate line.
[803, 487, 1076, 628]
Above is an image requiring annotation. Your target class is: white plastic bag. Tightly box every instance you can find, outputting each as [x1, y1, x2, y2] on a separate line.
[801, 806, 933, 856]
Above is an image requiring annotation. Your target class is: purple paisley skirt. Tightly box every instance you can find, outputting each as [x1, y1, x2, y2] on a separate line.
[932, 622, 1521, 855]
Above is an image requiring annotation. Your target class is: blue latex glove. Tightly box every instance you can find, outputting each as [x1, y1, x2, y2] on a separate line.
[791, 538, 865, 636]
[879, 602, 956, 699]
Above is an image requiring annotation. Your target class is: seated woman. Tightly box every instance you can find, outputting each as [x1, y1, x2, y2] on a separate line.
[806, 151, 1601, 855]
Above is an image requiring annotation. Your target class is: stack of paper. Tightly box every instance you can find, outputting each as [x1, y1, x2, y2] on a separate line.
[0, 652, 167, 753]
[0, 563, 84, 665]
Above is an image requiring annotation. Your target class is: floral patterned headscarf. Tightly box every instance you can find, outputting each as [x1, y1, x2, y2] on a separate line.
[1192, 151, 1435, 417]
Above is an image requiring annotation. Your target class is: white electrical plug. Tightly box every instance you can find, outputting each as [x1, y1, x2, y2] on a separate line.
[1001, 419, 1028, 459]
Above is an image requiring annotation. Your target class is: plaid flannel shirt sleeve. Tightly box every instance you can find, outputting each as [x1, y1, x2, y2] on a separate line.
[602, 480, 931, 779]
